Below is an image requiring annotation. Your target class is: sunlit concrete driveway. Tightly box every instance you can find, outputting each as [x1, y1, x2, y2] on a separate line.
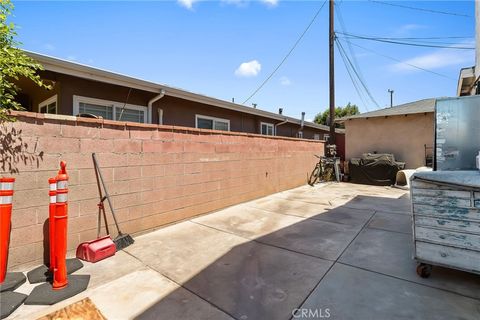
[11, 183, 480, 320]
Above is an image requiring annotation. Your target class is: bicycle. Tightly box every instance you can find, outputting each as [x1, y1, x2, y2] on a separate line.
[308, 154, 341, 185]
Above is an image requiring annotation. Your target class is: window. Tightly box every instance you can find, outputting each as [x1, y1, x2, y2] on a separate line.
[323, 134, 330, 142]
[73, 96, 147, 123]
[314, 133, 320, 140]
[195, 115, 230, 131]
[79, 102, 113, 119]
[116, 108, 144, 123]
[260, 122, 274, 136]
[297, 131, 303, 139]
[39, 95, 57, 114]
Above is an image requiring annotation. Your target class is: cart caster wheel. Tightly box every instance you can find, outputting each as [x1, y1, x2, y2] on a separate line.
[416, 263, 432, 278]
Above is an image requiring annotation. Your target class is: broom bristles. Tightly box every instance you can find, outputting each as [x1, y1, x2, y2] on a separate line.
[114, 234, 134, 251]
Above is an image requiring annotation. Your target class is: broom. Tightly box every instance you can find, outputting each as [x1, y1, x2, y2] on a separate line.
[92, 153, 134, 251]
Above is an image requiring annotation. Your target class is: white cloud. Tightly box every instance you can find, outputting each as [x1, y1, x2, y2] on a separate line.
[221, 0, 278, 7]
[399, 24, 424, 32]
[43, 43, 55, 51]
[279, 76, 291, 86]
[177, 0, 199, 10]
[181, 0, 278, 9]
[395, 24, 427, 36]
[235, 60, 261, 77]
[391, 41, 474, 73]
[261, 0, 278, 6]
[221, 0, 249, 7]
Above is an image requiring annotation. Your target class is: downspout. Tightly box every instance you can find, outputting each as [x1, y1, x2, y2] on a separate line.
[274, 118, 288, 136]
[147, 89, 166, 123]
[299, 112, 305, 137]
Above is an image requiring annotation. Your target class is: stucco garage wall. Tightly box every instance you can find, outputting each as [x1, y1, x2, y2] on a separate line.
[344, 113, 434, 169]
[2, 111, 324, 268]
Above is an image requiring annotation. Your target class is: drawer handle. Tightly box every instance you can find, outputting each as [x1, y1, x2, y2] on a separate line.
[440, 252, 447, 258]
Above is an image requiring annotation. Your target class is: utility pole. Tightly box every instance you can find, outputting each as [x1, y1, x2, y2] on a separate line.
[329, 0, 335, 145]
[388, 89, 394, 107]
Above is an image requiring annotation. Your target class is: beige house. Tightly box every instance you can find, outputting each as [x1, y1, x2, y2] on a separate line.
[338, 99, 436, 169]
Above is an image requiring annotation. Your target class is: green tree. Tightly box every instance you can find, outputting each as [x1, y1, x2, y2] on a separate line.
[0, 0, 49, 121]
[314, 103, 360, 128]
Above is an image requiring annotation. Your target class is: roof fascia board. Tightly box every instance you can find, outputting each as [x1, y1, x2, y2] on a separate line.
[339, 110, 434, 121]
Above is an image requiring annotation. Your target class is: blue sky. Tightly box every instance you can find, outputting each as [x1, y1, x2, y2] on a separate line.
[12, 1, 475, 120]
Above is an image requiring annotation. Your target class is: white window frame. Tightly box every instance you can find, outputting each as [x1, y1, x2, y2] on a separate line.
[39, 95, 58, 114]
[73, 95, 148, 123]
[195, 114, 230, 131]
[323, 133, 330, 141]
[314, 133, 321, 140]
[158, 108, 164, 125]
[297, 131, 303, 139]
[260, 122, 275, 136]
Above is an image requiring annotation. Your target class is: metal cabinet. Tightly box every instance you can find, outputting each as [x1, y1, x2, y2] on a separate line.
[411, 171, 480, 277]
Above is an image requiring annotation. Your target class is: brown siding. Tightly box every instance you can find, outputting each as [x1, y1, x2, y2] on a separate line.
[56, 74, 158, 116]
[16, 72, 60, 112]
[15, 71, 344, 146]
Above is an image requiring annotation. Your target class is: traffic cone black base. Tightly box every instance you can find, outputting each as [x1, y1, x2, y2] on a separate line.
[24, 274, 90, 305]
[26, 258, 83, 284]
[0, 291, 27, 319]
[0, 272, 26, 292]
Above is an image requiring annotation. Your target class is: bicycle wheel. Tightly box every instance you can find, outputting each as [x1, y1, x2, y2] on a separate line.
[308, 165, 320, 186]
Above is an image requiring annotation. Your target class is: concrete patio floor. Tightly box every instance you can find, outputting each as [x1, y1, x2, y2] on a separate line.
[8, 183, 480, 319]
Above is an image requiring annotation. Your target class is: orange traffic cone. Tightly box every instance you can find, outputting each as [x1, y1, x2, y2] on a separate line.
[0, 177, 15, 283]
[53, 162, 69, 290]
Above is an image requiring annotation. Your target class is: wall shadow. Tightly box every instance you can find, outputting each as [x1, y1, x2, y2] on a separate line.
[0, 123, 43, 174]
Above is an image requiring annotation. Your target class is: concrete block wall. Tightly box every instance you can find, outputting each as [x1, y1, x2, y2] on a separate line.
[1, 111, 324, 268]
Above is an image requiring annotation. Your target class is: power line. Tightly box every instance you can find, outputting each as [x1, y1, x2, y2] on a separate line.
[335, 1, 371, 111]
[334, 31, 473, 41]
[344, 40, 455, 80]
[338, 36, 473, 47]
[242, 0, 328, 104]
[368, 0, 472, 18]
[339, 36, 472, 46]
[336, 39, 371, 111]
[335, 2, 364, 86]
[336, 38, 380, 108]
[336, 32, 475, 50]
[353, 36, 474, 41]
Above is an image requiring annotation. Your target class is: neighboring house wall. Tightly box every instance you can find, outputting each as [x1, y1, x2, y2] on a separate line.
[344, 113, 434, 169]
[16, 72, 342, 142]
[2, 111, 324, 268]
[15, 74, 60, 111]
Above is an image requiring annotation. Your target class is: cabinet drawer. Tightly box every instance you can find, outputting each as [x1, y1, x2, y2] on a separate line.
[412, 188, 471, 199]
[414, 216, 480, 235]
[412, 195, 471, 208]
[415, 241, 480, 274]
[413, 204, 480, 221]
[415, 226, 480, 251]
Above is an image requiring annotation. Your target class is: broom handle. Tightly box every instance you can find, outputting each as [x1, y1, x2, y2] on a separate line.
[93, 155, 110, 237]
[92, 153, 124, 235]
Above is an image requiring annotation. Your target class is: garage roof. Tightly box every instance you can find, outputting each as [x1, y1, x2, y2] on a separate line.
[337, 98, 437, 122]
